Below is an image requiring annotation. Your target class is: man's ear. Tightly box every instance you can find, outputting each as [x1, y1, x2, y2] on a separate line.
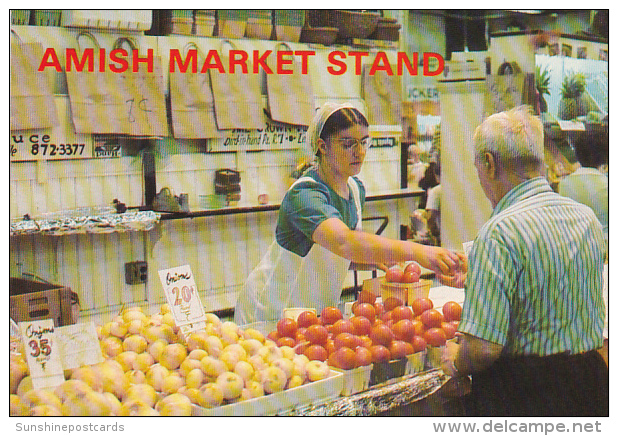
[485, 152, 498, 179]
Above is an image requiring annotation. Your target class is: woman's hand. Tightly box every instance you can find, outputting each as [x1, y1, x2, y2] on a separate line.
[435, 252, 468, 288]
[416, 245, 461, 276]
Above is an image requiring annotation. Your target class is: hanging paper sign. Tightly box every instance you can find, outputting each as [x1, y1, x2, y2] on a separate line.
[56, 322, 105, 369]
[158, 265, 206, 336]
[19, 319, 65, 390]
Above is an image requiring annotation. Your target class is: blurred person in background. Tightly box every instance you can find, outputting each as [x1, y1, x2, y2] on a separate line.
[559, 129, 608, 259]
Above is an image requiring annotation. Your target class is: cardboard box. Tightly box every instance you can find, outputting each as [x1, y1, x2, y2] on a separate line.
[10, 277, 79, 327]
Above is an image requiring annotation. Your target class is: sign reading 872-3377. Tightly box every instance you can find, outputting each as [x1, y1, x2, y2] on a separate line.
[158, 265, 206, 335]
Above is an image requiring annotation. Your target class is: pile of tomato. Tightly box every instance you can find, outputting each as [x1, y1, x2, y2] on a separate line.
[267, 291, 462, 371]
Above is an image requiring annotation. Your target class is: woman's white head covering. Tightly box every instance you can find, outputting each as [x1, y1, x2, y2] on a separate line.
[303, 102, 359, 162]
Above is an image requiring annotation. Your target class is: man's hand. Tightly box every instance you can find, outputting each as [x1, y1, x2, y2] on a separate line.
[436, 252, 468, 288]
[441, 340, 460, 377]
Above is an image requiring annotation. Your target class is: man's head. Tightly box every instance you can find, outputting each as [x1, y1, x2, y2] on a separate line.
[472, 106, 545, 207]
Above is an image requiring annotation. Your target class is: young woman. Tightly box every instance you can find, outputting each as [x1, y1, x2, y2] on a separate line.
[234, 103, 461, 324]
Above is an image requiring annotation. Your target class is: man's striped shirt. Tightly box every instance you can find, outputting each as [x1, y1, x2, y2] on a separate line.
[459, 177, 605, 356]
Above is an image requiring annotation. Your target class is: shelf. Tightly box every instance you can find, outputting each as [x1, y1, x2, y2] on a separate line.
[159, 188, 424, 221]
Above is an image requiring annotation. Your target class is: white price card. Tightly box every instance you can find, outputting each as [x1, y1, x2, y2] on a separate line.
[19, 319, 65, 390]
[556, 119, 586, 131]
[462, 241, 474, 256]
[158, 265, 207, 335]
[57, 322, 105, 370]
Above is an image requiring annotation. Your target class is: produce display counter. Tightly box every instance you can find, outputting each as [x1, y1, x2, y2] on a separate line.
[287, 368, 450, 416]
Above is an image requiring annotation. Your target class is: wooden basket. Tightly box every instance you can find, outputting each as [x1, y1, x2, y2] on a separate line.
[380, 278, 432, 305]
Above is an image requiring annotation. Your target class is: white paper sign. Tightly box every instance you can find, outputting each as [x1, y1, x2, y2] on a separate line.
[556, 119, 586, 131]
[158, 265, 207, 335]
[19, 319, 65, 390]
[462, 241, 474, 256]
[57, 322, 105, 370]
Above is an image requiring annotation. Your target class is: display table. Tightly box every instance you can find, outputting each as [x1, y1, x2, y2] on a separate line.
[285, 369, 451, 416]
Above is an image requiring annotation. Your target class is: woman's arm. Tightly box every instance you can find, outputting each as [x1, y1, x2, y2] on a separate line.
[312, 217, 460, 275]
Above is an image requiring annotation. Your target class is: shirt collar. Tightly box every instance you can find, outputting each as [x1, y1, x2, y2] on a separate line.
[491, 177, 553, 217]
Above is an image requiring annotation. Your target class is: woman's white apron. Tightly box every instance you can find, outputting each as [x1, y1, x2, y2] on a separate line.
[235, 176, 362, 324]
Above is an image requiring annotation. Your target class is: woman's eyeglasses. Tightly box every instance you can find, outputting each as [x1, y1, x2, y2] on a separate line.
[334, 137, 372, 150]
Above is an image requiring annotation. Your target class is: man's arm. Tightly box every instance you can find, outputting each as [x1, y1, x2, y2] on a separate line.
[442, 333, 503, 377]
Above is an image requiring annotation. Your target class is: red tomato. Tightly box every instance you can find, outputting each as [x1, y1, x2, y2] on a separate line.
[325, 338, 336, 355]
[355, 346, 373, 367]
[358, 335, 373, 350]
[401, 341, 415, 356]
[385, 267, 405, 283]
[295, 328, 307, 342]
[390, 340, 412, 359]
[276, 336, 296, 348]
[331, 319, 355, 337]
[267, 331, 280, 342]
[331, 347, 357, 370]
[334, 333, 359, 351]
[421, 309, 445, 329]
[411, 335, 427, 352]
[391, 306, 414, 322]
[424, 328, 447, 347]
[369, 324, 394, 347]
[402, 271, 420, 283]
[350, 316, 372, 336]
[297, 311, 319, 329]
[304, 344, 328, 362]
[370, 345, 391, 363]
[443, 301, 463, 322]
[294, 340, 311, 355]
[385, 320, 395, 331]
[353, 303, 377, 324]
[375, 302, 385, 317]
[392, 319, 416, 342]
[450, 320, 460, 330]
[411, 319, 425, 337]
[380, 310, 393, 323]
[277, 318, 298, 338]
[411, 298, 434, 316]
[404, 262, 422, 275]
[383, 296, 404, 312]
[358, 290, 377, 306]
[441, 322, 457, 340]
[320, 307, 343, 325]
[305, 324, 328, 346]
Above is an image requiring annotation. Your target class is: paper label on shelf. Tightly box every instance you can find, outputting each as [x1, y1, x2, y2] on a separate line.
[209, 122, 308, 152]
[556, 119, 586, 131]
[158, 265, 206, 334]
[56, 322, 105, 369]
[19, 319, 65, 390]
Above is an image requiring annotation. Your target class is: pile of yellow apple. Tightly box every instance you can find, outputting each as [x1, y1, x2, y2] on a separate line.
[9, 304, 331, 416]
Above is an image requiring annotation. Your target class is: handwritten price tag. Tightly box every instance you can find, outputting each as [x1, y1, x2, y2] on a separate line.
[19, 319, 65, 390]
[56, 322, 105, 370]
[158, 265, 206, 336]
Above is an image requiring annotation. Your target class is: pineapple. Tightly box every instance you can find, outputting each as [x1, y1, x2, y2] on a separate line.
[535, 66, 551, 113]
[557, 73, 587, 120]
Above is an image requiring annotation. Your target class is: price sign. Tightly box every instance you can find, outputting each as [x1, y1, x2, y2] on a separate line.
[158, 265, 206, 336]
[56, 322, 105, 370]
[210, 122, 308, 152]
[10, 96, 94, 162]
[19, 319, 65, 390]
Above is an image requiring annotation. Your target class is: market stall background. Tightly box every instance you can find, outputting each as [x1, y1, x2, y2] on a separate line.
[9, 10, 607, 338]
